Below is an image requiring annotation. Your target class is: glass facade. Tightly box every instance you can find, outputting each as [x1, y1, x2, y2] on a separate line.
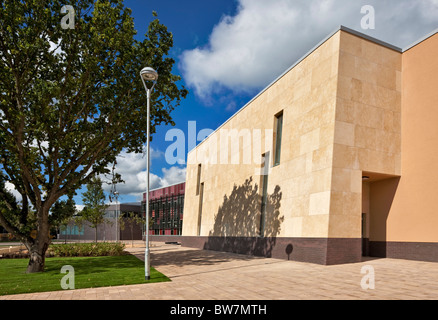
[60, 225, 84, 236]
[142, 182, 185, 236]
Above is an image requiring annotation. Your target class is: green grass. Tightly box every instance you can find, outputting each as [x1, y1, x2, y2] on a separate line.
[0, 255, 170, 296]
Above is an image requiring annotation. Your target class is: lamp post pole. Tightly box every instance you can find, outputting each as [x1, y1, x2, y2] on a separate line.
[145, 86, 151, 280]
[140, 67, 158, 281]
[114, 191, 119, 242]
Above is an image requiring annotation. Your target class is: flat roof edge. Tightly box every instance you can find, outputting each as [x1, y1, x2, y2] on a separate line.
[187, 25, 344, 155]
[403, 27, 438, 52]
[339, 26, 403, 52]
[145, 180, 186, 193]
[187, 25, 405, 156]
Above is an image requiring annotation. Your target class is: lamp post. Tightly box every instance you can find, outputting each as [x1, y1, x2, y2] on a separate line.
[113, 191, 119, 242]
[140, 67, 158, 281]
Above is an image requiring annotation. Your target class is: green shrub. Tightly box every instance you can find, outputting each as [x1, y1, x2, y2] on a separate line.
[49, 242, 126, 257]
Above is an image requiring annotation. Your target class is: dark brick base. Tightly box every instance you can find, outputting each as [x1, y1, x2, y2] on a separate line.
[149, 236, 438, 264]
[178, 236, 362, 265]
[149, 235, 183, 244]
[369, 241, 438, 262]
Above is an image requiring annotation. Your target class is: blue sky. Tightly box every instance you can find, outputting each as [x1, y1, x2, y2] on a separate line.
[89, 0, 438, 207]
[6, 0, 436, 208]
[94, 0, 258, 206]
[96, 0, 438, 207]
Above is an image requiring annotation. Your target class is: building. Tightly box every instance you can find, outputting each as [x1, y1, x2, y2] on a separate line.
[59, 202, 142, 242]
[180, 26, 438, 265]
[142, 182, 185, 237]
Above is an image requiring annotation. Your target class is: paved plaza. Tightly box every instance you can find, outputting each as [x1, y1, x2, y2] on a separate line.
[1, 242, 438, 300]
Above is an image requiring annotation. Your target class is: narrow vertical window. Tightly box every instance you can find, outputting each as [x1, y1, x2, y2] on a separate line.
[196, 164, 202, 195]
[274, 111, 283, 166]
[197, 182, 204, 236]
[260, 153, 269, 237]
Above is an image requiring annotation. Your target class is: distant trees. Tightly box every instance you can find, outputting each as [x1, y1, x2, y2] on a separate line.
[118, 211, 145, 247]
[81, 177, 108, 243]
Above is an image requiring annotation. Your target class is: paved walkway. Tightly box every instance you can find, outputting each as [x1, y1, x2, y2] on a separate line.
[1, 242, 438, 300]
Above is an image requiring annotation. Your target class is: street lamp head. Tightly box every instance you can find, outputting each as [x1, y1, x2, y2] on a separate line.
[140, 67, 158, 82]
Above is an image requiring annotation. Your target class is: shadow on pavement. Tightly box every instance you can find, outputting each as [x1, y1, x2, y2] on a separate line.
[148, 247, 259, 268]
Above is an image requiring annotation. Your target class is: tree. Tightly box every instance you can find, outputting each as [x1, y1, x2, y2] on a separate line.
[0, 1, 188, 272]
[50, 195, 76, 243]
[81, 177, 107, 243]
[0, 171, 37, 242]
[118, 211, 145, 247]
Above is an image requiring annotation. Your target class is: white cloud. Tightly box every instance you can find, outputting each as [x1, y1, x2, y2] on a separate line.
[101, 149, 186, 201]
[30, 139, 49, 157]
[49, 39, 64, 55]
[5, 182, 22, 202]
[180, 0, 438, 100]
[160, 166, 187, 187]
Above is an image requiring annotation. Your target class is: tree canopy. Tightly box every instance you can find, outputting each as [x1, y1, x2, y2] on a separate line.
[0, 0, 188, 272]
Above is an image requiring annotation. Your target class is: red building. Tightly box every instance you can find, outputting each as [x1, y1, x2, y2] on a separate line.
[142, 182, 185, 235]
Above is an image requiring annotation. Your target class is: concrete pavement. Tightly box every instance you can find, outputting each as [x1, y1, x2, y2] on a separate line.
[1, 242, 438, 300]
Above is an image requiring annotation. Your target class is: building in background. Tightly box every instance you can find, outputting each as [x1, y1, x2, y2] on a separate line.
[59, 202, 142, 242]
[180, 26, 438, 265]
[142, 182, 185, 236]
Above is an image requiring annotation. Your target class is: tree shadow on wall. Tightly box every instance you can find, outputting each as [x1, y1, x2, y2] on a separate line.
[204, 176, 283, 258]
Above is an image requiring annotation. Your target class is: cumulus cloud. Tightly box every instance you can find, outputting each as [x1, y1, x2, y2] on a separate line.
[49, 40, 63, 55]
[160, 166, 187, 187]
[180, 0, 438, 100]
[5, 182, 22, 202]
[101, 149, 186, 201]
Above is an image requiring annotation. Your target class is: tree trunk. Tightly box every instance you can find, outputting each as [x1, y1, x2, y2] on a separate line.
[25, 206, 51, 273]
[26, 240, 49, 273]
[95, 227, 97, 243]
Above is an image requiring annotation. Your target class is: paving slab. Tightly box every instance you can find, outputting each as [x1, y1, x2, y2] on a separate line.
[1, 242, 438, 300]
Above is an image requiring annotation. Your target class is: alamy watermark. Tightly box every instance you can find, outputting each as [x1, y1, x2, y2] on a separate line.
[60, 265, 75, 290]
[61, 5, 75, 30]
[165, 121, 274, 175]
[360, 265, 375, 290]
[361, 5, 375, 30]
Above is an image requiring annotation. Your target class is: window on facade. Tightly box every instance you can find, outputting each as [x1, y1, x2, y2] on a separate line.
[274, 111, 283, 166]
[260, 153, 269, 237]
[196, 164, 202, 195]
[197, 182, 204, 236]
[61, 225, 84, 236]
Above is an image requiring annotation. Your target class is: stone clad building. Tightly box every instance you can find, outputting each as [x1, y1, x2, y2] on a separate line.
[179, 26, 438, 265]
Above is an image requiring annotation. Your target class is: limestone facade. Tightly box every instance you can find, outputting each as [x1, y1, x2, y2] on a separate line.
[180, 26, 438, 264]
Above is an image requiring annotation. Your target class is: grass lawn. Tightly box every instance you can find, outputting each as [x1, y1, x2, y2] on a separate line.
[0, 254, 170, 296]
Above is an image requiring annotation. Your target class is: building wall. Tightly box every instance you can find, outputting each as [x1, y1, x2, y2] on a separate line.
[384, 33, 438, 243]
[331, 31, 402, 241]
[183, 31, 341, 242]
[59, 218, 118, 241]
[359, 32, 438, 262]
[59, 203, 142, 242]
[182, 27, 438, 264]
